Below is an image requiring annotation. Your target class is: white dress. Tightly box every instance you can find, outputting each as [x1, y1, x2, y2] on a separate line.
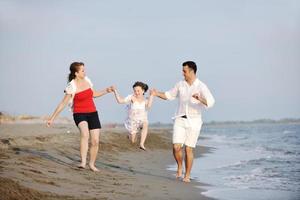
[124, 95, 148, 133]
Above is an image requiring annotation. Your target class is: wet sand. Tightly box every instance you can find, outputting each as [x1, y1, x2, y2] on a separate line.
[0, 123, 215, 200]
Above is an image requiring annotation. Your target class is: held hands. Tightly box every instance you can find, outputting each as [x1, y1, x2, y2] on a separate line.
[106, 86, 115, 93]
[110, 85, 120, 97]
[108, 85, 118, 94]
[111, 85, 116, 92]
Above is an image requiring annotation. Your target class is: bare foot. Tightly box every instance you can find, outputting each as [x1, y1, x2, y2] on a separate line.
[77, 163, 86, 169]
[139, 146, 146, 151]
[89, 164, 99, 172]
[176, 168, 183, 179]
[183, 176, 191, 183]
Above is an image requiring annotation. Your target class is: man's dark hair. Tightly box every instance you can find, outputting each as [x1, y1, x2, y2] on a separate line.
[182, 61, 197, 74]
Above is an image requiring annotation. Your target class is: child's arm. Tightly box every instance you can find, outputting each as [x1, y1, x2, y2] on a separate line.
[146, 89, 155, 110]
[112, 86, 127, 104]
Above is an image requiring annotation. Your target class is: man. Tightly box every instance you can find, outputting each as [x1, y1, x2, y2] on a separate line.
[152, 61, 215, 182]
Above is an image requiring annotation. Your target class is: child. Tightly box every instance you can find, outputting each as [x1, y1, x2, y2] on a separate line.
[112, 81, 154, 150]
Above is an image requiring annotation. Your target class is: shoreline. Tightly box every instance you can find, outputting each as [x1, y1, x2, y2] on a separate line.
[0, 123, 215, 200]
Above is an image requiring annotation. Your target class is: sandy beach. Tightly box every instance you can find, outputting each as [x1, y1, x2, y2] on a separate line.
[0, 122, 214, 200]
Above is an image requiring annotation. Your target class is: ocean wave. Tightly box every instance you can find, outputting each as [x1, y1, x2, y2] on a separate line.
[199, 124, 300, 199]
[224, 167, 299, 192]
[254, 145, 299, 157]
[283, 130, 296, 134]
[216, 156, 300, 172]
[203, 134, 250, 147]
[216, 158, 268, 170]
[206, 134, 229, 143]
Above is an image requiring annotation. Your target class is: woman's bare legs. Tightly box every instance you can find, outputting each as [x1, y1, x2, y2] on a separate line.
[78, 121, 89, 168]
[140, 122, 148, 150]
[89, 128, 100, 172]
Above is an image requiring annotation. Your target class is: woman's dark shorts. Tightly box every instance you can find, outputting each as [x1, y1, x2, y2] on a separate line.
[73, 111, 101, 130]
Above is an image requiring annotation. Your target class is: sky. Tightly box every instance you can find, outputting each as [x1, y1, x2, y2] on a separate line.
[0, 0, 299, 123]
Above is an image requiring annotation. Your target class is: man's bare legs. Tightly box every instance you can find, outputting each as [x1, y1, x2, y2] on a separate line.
[139, 122, 148, 150]
[183, 146, 194, 182]
[173, 144, 183, 179]
[78, 121, 89, 168]
[89, 129, 100, 172]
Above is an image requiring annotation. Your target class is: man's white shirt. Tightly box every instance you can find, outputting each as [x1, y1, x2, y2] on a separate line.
[165, 78, 215, 119]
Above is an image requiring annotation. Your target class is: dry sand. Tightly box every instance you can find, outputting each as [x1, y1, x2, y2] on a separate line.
[0, 123, 215, 200]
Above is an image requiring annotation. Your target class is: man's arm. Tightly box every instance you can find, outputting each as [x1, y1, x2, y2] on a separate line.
[192, 93, 208, 106]
[192, 84, 215, 108]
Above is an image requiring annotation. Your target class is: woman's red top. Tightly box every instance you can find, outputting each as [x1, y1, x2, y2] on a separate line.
[73, 88, 96, 113]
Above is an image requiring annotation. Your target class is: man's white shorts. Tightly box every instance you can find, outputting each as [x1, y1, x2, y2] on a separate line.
[172, 117, 203, 148]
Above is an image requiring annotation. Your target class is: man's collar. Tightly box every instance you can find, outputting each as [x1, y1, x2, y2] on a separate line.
[184, 78, 199, 86]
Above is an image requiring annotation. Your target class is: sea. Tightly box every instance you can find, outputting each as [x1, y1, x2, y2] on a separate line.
[168, 122, 300, 200]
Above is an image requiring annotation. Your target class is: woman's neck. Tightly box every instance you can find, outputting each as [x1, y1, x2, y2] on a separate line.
[75, 77, 84, 83]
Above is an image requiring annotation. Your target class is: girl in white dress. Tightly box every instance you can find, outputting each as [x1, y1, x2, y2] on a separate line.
[112, 81, 154, 150]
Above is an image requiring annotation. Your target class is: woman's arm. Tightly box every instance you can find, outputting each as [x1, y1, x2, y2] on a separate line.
[47, 94, 72, 127]
[93, 87, 113, 98]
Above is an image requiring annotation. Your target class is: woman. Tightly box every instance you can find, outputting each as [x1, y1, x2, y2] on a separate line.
[47, 62, 113, 172]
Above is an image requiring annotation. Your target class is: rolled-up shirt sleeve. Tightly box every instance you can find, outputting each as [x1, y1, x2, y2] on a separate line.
[202, 84, 215, 108]
[85, 76, 93, 88]
[165, 83, 179, 100]
[64, 83, 74, 95]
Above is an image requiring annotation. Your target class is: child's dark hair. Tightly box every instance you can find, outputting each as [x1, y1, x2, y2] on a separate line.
[68, 62, 84, 82]
[133, 81, 149, 94]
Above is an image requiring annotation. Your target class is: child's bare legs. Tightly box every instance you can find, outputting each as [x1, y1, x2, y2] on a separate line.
[127, 121, 137, 143]
[140, 122, 148, 150]
[129, 132, 137, 143]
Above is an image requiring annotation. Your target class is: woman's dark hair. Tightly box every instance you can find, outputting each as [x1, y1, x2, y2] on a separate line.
[182, 61, 197, 74]
[68, 62, 84, 82]
[133, 81, 149, 94]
